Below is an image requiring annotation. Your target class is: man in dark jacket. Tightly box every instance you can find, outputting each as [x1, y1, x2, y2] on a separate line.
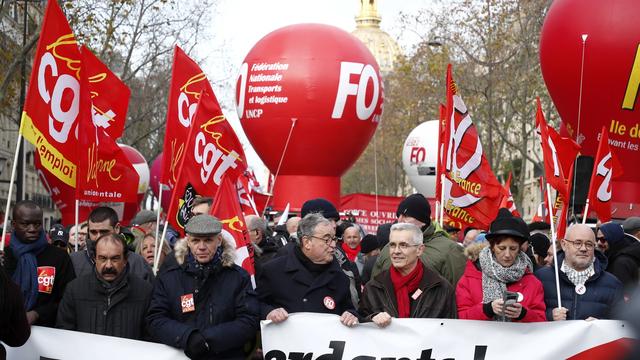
[56, 233, 152, 339]
[535, 224, 623, 320]
[147, 214, 259, 360]
[70, 206, 152, 283]
[245, 215, 278, 279]
[257, 213, 359, 327]
[2, 200, 75, 327]
[361, 223, 456, 326]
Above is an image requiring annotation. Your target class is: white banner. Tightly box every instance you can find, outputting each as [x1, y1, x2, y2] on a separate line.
[5, 326, 186, 360]
[261, 313, 636, 359]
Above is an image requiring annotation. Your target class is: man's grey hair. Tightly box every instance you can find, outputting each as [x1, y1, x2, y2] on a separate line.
[297, 213, 331, 244]
[246, 215, 267, 233]
[390, 223, 423, 246]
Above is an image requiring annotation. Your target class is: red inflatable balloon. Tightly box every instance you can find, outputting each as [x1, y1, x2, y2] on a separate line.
[236, 23, 383, 211]
[149, 152, 173, 211]
[540, 0, 640, 208]
[118, 144, 149, 225]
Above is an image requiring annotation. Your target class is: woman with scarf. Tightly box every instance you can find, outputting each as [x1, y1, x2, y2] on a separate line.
[456, 209, 546, 322]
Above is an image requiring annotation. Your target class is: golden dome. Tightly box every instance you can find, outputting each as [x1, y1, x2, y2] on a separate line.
[351, 0, 402, 74]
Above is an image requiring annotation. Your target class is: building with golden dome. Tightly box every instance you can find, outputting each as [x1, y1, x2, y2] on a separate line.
[351, 0, 402, 73]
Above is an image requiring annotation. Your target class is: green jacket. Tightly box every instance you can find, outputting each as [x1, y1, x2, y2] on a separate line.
[372, 221, 466, 286]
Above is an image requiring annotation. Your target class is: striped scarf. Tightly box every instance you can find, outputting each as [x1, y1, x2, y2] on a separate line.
[561, 261, 595, 287]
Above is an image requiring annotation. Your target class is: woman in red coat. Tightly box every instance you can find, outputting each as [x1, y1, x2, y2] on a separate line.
[456, 209, 546, 322]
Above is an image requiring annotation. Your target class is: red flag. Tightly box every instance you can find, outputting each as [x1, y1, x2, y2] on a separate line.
[499, 172, 521, 217]
[532, 177, 551, 223]
[536, 98, 580, 200]
[20, 0, 81, 188]
[586, 127, 624, 222]
[237, 174, 259, 216]
[211, 175, 255, 284]
[166, 88, 247, 235]
[441, 64, 504, 229]
[161, 46, 213, 191]
[554, 164, 574, 240]
[76, 46, 139, 203]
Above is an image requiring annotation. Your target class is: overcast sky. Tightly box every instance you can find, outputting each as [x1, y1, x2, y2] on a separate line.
[196, 0, 435, 184]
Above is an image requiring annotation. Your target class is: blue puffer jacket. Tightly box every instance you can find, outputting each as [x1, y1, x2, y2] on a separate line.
[535, 250, 623, 320]
[146, 240, 259, 359]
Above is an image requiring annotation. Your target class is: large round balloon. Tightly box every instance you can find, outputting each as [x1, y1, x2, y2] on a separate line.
[118, 144, 150, 225]
[540, 0, 640, 206]
[149, 152, 173, 210]
[236, 23, 383, 211]
[402, 121, 439, 198]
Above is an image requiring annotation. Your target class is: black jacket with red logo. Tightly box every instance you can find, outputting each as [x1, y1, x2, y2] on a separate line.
[4, 244, 76, 327]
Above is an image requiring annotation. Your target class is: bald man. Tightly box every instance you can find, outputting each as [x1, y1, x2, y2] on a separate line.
[535, 224, 623, 320]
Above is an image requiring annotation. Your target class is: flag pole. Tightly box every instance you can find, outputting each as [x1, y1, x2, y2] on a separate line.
[153, 219, 169, 275]
[0, 133, 23, 252]
[261, 118, 297, 218]
[547, 183, 563, 309]
[373, 130, 379, 224]
[439, 174, 445, 227]
[571, 34, 588, 218]
[74, 199, 79, 252]
[154, 184, 164, 253]
[582, 198, 590, 224]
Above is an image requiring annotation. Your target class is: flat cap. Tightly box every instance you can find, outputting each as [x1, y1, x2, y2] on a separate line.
[131, 210, 157, 226]
[185, 214, 222, 236]
[623, 217, 640, 233]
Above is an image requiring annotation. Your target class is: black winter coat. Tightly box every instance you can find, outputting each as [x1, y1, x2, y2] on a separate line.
[607, 241, 640, 298]
[146, 248, 259, 360]
[360, 263, 457, 320]
[0, 267, 30, 360]
[535, 251, 623, 320]
[56, 268, 152, 340]
[4, 244, 75, 327]
[257, 248, 357, 319]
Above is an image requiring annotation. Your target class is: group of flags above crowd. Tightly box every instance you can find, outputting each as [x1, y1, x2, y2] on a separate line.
[5, 0, 623, 256]
[437, 65, 622, 238]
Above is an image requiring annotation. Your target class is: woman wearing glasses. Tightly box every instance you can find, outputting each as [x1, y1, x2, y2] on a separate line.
[456, 209, 546, 322]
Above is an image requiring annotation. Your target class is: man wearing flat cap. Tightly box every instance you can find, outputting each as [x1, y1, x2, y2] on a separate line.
[147, 214, 259, 360]
[372, 193, 466, 286]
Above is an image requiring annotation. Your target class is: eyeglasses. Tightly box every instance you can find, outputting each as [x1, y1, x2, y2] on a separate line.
[563, 239, 596, 250]
[309, 235, 338, 244]
[389, 242, 420, 251]
[596, 236, 606, 243]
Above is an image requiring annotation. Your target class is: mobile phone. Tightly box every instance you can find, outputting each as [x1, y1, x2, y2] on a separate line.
[503, 290, 519, 307]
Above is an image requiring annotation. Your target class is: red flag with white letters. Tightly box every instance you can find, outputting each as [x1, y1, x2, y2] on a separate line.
[499, 172, 521, 217]
[161, 46, 214, 191]
[166, 88, 247, 236]
[441, 64, 504, 230]
[586, 127, 623, 222]
[76, 46, 139, 203]
[211, 175, 256, 285]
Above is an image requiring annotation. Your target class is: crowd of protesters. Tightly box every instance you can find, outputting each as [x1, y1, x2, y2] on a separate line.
[0, 195, 638, 359]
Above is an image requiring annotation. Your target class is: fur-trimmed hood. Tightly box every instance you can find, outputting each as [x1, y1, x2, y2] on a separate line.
[173, 235, 236, 267]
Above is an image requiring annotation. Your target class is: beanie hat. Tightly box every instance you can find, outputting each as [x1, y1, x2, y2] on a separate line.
[396, 193, 431, 225]
[376, 222, 393, 248]
[360, 234, 379, 254]
[485, 208, 529, 243]
[529, 233, 551, 258]
[300, 198, 340, 220]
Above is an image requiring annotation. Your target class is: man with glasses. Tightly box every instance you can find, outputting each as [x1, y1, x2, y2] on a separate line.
[245, 214, 278, 278]
[360, 223, 456, 327]
[56, 233, 152, 340]
[535, 224, 623, 320]
[147, 214, 259, 359]
[256, 213, 360, 327]
[70, 207, 152, 283]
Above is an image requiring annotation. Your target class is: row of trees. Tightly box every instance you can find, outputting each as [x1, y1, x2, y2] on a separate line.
[342, 0, 558, 214]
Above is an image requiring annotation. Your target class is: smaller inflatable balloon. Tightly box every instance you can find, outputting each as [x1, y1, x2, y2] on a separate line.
[402, 120, 439, 198]
[149, 152, 173, 210]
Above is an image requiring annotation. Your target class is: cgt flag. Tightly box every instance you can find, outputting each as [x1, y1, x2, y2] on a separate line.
[586, 127, 623, 222]
[20, 0, 81, 188]
[166, 88, 247, 236]
[441, 64, 503, 230]
[161, 46, 214, 192]
[211, 175, 256, 286]
[76, 46, 139, 203]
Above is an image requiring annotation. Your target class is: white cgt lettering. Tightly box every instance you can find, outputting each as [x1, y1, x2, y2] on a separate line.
[331, 61, 379, 120]
[596, 152, 613, 202]
[37, 52, 80, 144]
[178, 92, 197, 128]
[194, 132, 239, 185]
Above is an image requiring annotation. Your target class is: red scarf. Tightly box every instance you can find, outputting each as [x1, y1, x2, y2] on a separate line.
[389, 262, 424, 318]
[341, 243, 360, 262]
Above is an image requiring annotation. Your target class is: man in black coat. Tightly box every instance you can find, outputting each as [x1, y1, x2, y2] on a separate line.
[56, 233, 152, 340]
[257, 213, 359, 327]
[2, 200, 75, 327]
[245, 215, 279, 279]
[147, 214, 259, 360]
